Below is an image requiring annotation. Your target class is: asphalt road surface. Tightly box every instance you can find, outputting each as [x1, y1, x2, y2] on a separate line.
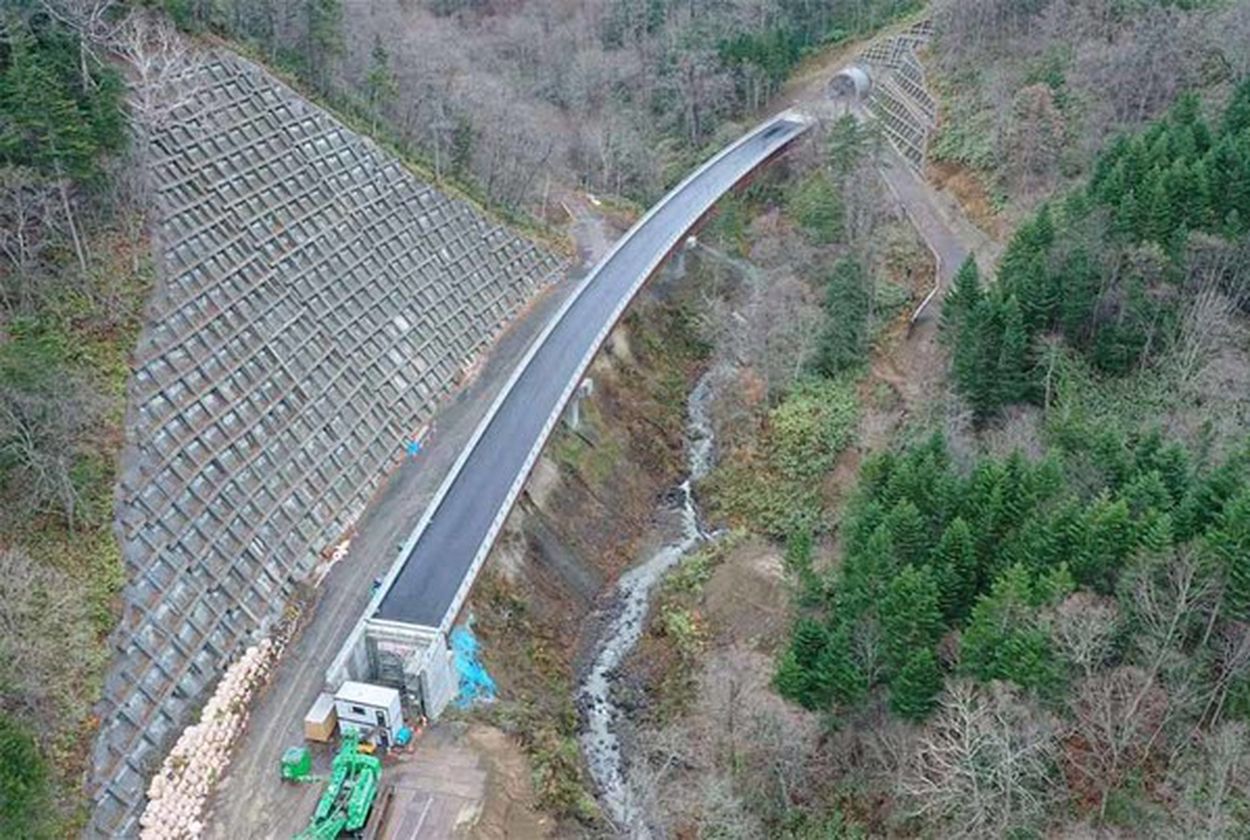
[378, 115, 810, 626]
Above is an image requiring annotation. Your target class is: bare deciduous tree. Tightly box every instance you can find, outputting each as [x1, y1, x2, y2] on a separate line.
[1062, 666, 1170, 821]
[1004, 83, 1065, 195]
[39, 0, 120, 80]
[902, 680, 1060, 839]
[1076, 4, 1204, 126]
[932, 0, 1055, 63]
[111, 10, 203, 133]
[1168, 722, 1250, 838]
[1121, 547, 1221, 708]
[697, 251, 824, 405]
[1198, 623, 1250, 734]
[1051, 592, 1117, 680]
[1214, 1, 1250, 82]
[0, 167, 61, 317]
[0, 548, 95, 729]
[0, 371, 105, 531]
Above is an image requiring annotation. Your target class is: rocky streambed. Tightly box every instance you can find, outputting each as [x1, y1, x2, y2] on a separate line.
[577, 370, 716, 837]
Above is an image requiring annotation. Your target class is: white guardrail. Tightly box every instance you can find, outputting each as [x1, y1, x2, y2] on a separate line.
[328, 109, 813, 687]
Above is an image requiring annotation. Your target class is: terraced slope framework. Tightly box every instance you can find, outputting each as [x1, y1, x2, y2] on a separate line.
[860, 20, 936, 169]
[89, 53, 562, 836]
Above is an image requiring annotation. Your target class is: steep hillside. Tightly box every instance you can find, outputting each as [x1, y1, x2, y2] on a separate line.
[715, 13, 1250, 838]
[157, 0, 923, 207]
[0, 11, 144, 837]
[927, 0, 1250, 224]
[87, 50, 562, 837]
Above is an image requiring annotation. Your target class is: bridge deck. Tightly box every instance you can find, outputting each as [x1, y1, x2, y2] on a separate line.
[376, 116, 809, 627]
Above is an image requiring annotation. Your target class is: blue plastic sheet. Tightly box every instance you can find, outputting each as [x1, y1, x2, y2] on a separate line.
[451, 621, 497, 708]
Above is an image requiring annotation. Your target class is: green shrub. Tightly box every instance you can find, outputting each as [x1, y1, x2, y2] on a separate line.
[705, 379, 857, 538]
[786, 172, 845, 244]
[0, 715, 51, 840]
[768, 379, 859, 481]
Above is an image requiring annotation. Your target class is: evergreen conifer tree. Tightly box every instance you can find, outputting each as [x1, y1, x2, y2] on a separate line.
[1032, 203, 1055, 250]
[774, 648, 807, 704]
[820, 626, 867, 706]
[1056, 246, 1098, 343]
[1031, 562, 1075, 606]
[0, 38, 102, 180]
[880, 565, 943, 676]
[1073, 495, 1135, 593]
[776, 617, 834, 709]
[1145, 169, 1174, 243]
[1208, 489, 1250, 620]
[961, 565, 1058, 693]
[1175, 451, 1250, 540]
[1122, 469, 1173, 518]
[839, 524, 897, 617]
[1012, 251, 1056, 333]
[1138, 511, 1174, 555]
[1221, 77, 1250, 138]
[885, 501, 928, 567]
[889, 647, 943, 721]
[815, 259, 871, 376]
[940, 256, 983, 340]
[932, 517, 979, 621]
[1091, 134, 1130, 197]
[958, 297, 1006, 425]
[1004, 516, 1060, 580]
[997, 296, 1031, 405]
[843, 500, 886, 559]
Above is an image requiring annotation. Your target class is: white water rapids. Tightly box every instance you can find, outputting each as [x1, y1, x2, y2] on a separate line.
[578, 371, 716, 837]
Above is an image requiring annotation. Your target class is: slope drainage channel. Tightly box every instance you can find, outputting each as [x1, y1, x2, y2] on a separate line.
[578, 370, 716, 836]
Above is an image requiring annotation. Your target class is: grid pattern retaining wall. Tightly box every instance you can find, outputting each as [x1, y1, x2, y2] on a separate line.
[88, 53, 561, 837]
[861, 20, 936, 169]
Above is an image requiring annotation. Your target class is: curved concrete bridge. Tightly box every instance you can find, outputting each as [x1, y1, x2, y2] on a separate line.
[329, 111, 813, 710]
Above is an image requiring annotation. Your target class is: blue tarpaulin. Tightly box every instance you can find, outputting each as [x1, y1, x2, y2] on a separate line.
[451, 621, 496, 708]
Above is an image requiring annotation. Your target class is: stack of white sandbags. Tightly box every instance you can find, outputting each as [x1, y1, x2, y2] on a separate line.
[138, 639, 278, 839]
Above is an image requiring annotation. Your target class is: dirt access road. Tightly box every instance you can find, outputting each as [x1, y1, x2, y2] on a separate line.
[204, 198, 618, 839]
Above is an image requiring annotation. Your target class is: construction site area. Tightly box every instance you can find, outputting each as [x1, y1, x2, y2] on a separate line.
[86, 12, 985, 840]
[11, 0, 1250, 835]
[12, 4, 1085, 835]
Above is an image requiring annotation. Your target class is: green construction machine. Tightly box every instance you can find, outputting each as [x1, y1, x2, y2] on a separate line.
[293, 732, 381, 839]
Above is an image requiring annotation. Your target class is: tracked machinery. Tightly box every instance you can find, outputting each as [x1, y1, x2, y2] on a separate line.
[293, 732, 380, 839]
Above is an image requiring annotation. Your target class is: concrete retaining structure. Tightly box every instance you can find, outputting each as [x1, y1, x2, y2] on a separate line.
[859, 20, 936, 169]
[89, 52, 561, 836]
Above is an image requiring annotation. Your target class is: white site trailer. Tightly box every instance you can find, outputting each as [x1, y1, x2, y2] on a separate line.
[333, 681, 404, 745]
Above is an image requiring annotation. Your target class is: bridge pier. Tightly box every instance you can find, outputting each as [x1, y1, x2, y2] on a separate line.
[563, 378, 595, 430]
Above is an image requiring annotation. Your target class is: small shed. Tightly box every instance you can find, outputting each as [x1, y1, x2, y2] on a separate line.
[334, 681, 404, 744]
[303, 692, 338, 743]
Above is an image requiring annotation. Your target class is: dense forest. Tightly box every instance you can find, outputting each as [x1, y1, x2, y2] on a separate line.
[765, 27, 1250, 839]
[0, 6, 147, 836]
[156, 0, 918, 206]
[946, 83, 1250, 423]
[929, 0, 1250, 213]
[778, 427, 1250, 829]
